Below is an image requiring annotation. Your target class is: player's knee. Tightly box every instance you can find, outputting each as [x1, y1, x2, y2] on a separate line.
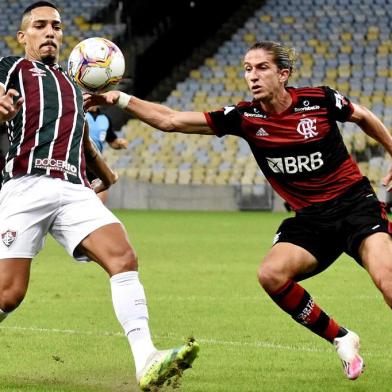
[109, 246, 138, 275]
[257, 262, 287, 293]
[0, 287, 26, 312]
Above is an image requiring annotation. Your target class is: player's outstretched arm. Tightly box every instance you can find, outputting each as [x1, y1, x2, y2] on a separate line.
[0, 88, 24, 124]
[350, 103, 392, 154]
[84, 91, 215, 135]
[350, 103, 392, 190]
[83, 121, 118, 193]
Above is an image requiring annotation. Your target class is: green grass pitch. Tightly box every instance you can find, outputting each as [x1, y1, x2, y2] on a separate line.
[0, 210, 391, 391]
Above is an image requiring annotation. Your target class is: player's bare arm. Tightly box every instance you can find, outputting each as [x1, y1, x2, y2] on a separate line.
[349, 103, 392, 189]
[83, 121, 118, 192]
[84, 90, 214, 135]
[0, 87, 24, 123]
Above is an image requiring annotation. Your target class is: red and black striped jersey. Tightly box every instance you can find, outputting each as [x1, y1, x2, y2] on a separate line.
[0, 56, 89, 187]
[205, 86, 364, 211]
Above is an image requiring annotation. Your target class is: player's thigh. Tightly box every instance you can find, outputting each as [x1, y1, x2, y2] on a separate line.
[78, 222, 137, 275]
[50, 183, 121, 262]
[359, 232, 392, 289]
[0, 258, 32, 310]
[258, 242, 318, 291]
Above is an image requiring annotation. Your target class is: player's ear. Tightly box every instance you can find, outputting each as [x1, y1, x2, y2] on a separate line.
[17, 30, 26, 46]
[279, 69, 290, 84]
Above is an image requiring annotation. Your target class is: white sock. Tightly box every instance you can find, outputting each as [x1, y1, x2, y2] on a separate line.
[0, 309, 8, 322]
[110, 271, 156, 375]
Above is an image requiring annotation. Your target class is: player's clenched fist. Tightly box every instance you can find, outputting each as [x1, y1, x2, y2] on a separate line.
[0, 89, 24, 122]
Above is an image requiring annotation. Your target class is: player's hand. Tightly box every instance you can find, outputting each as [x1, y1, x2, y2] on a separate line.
[90, 171, 119, 193]
[0, 89, 24, 122]
[110, 138, 128, 149]
[83, 91, 120, 110]
[382, 163, 392, 191]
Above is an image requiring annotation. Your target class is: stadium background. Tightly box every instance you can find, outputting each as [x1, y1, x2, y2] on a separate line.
[1, 2, 392, 391]
[2, 0, 391, 211]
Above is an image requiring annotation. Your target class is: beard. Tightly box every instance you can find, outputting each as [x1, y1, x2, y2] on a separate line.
[41, 54, 56, 65]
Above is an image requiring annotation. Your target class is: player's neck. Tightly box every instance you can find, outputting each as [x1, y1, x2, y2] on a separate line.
[260, 88, 292, 115]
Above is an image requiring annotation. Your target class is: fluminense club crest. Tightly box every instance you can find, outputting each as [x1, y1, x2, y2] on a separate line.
[1, 230, 17, 248]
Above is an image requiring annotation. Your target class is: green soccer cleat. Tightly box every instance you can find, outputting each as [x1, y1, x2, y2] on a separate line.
[137, 338, 200, 391]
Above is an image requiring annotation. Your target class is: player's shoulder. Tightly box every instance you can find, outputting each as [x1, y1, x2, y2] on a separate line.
[0, 55, 24, 63]
[0, 56, 26, 69]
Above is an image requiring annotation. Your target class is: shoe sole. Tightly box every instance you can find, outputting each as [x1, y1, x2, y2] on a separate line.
[139, 337, 200, 391]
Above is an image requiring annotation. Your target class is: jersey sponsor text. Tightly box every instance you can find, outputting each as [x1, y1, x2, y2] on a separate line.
[266, 152, 324, 174]
[34, 158, 77, 176]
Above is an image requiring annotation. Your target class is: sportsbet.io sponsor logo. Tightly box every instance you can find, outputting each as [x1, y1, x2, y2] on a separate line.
[34, 158, 77, 176]
[266, 152, 324, 174]
[294, 105, 320, 113]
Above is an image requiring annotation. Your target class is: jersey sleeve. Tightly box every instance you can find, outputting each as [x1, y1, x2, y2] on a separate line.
[323, 86, 354, 122]
[204, 105, 243, 137]
[0, 57, 19, 91]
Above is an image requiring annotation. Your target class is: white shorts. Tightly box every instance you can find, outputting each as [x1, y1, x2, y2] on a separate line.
[0, 175, 120, 261]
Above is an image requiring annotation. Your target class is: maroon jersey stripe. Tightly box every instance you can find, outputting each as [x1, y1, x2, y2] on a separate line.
[13, 62, 41, 174]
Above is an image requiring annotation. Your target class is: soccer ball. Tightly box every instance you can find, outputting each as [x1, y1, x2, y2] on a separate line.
[67, 37, 125, 94]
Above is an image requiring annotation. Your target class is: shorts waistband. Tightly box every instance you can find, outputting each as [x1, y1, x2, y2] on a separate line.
[297, 177, 373, 215]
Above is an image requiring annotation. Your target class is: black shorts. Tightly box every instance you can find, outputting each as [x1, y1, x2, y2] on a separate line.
[274, 177, 392, 279]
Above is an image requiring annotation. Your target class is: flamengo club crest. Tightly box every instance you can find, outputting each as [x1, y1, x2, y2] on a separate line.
[297, 118, 318, 139]
[1, 230, 17, 248]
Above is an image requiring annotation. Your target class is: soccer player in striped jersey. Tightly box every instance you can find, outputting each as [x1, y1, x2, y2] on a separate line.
[87, 40, 392, 381]
[0, 2, 199, 391]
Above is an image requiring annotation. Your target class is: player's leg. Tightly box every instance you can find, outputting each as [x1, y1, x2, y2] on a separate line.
[258, 242, 346, 342]
[0, 176, 54, 323]
[77, 222, 156, 370]
[0, 258, 32, 320]
[78, 223, 199, 390]
[359, 232, 392, 307]
[52, 183, 199, 390]
[258, 213, 364, 380]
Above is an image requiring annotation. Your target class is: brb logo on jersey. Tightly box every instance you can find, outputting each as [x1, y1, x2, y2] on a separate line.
[266, 152, 324, 174]
[297, 118, 318, 139]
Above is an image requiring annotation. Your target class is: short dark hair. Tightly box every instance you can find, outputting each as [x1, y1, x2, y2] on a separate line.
[22, 1, 58, 17]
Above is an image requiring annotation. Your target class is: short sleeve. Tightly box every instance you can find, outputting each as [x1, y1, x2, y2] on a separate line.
[204, 105, 243, 137]
[323, 86, 354, 122]
[0, 57, 20, 91]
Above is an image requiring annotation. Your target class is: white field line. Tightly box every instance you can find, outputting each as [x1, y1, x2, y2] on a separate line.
[0, 325, 388, 358]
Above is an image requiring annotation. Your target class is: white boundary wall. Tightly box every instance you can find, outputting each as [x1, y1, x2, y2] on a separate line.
[106, 178, 280, 211]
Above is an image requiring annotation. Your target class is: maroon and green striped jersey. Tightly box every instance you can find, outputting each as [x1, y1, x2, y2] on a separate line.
[0, 56, 89, 186]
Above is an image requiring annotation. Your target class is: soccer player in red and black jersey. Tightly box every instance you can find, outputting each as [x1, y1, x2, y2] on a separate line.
[0, 2, 199, 390]
[87, 40, 392, 381]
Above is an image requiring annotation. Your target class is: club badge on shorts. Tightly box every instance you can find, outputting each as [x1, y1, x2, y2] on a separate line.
[1, 230, 17, 248]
